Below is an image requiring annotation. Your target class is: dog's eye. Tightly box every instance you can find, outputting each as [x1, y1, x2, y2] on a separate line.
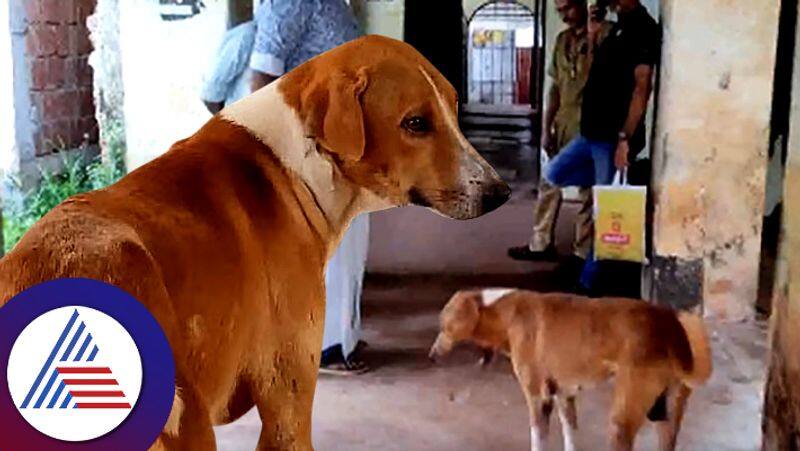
[402, 116, 431, 134]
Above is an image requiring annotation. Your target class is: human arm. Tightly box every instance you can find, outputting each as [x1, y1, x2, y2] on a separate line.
[615, 64, 653, 169]
[541, 83, 561, 155]
[251, 70, 279, 91]
[200, 22, 256, 113]
[249, 0, 308, 90]
[203, 100, 224, 114]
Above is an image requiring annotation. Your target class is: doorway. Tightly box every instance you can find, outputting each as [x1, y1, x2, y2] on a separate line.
[403, 0, 465, 100]
[462, 0, 545, 183]
[758, 0, 798, 316]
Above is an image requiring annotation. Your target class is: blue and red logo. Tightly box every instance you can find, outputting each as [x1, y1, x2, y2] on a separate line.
[0, 278, 175, 450]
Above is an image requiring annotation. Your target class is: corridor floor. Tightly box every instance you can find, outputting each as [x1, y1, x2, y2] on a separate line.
[215, 273, 767, 450]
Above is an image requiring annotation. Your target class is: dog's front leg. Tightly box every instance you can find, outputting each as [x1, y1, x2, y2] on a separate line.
[253, 344, 319, 451]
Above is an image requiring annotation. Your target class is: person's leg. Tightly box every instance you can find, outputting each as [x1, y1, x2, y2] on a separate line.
[530, 180, 562, 252]
[591, 140, 617, 185]
[511, 136, 591, 261]
[573, 187, 594, 259]
[509, 177, 562, 261]
[545, 136, 596, 188]
[342, 214, 369, 361]
[320, 215, 370, 375]
[580, 140, 616, 292]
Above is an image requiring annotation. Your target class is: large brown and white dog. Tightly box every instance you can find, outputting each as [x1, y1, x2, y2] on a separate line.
[429, 289, 712, 451]
[0, 36, 510, 450]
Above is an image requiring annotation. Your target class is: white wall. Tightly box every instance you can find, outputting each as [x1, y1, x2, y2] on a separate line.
[119, 0, 227, 169]
[351, 0, 404, 39]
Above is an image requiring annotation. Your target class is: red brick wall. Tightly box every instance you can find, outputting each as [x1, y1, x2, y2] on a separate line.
[24, 0, 98, 156]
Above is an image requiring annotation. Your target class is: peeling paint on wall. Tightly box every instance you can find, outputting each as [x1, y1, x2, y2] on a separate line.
[651, 0, 781, 320]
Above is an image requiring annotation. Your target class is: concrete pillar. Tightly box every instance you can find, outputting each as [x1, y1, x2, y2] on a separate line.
[649, 0, 781, 320]
[1, 1, 17, 178]
[762, 4, 800, 446]
[7, 0, 37, 179]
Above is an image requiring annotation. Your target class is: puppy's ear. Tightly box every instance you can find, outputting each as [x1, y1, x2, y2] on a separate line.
[448, 291, 481, 321]
[304, 68, 369, 162]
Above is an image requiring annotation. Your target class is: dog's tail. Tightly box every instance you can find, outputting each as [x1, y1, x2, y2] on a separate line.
[676, 311, 713, 387]
[148, 388, 183, 451]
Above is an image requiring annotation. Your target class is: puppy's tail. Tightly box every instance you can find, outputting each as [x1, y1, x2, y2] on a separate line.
[676, 311, 713, 387]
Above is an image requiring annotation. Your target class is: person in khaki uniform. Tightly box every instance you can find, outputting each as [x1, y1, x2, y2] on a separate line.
[509, 0, 610, 262]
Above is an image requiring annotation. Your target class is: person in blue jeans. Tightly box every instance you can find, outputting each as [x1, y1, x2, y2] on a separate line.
[545, 0, 660, 294]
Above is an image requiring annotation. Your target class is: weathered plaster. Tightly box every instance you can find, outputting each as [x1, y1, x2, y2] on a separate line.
[652, 0, 780, 320]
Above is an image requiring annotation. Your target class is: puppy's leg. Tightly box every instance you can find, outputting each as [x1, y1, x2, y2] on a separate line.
[253, 343, 319, 451]
[610, 369, 668, 451]
[528, 397, 553, 451]
[655, 384, 692, 451]
[513, 361, 551, 451]
[555, 395, 578, 451]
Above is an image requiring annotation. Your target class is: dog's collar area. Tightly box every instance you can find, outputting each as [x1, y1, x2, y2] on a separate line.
[221, 81, 371, 247]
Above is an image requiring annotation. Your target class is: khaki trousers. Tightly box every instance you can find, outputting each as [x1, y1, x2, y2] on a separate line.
[529, 121, 593, 258]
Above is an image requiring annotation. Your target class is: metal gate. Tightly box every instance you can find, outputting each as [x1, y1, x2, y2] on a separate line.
[466, 0, 542, 106]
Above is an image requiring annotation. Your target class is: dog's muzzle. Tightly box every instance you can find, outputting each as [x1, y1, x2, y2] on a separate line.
[428, 333, 452, 363]
[481, 181, 511, 215]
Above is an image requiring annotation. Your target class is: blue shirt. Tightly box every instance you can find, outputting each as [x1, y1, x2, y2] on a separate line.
[249, 0, 361, 76]
[201, 21, 256, 105]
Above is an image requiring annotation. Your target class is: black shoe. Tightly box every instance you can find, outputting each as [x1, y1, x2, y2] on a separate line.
[507, 245, 558, 262]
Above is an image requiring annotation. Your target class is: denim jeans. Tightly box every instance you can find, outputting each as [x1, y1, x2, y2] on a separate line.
[544, 135, 616, 290]
[545, 135, 616, 188]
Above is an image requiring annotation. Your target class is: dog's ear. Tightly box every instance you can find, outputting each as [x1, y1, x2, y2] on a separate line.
[304, 69, 369, 162]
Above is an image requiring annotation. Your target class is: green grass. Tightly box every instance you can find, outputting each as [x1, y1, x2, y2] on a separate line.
[3, 127, 127, 253]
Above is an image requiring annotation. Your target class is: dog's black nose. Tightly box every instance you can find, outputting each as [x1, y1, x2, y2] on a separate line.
[481, 182, 511, 214]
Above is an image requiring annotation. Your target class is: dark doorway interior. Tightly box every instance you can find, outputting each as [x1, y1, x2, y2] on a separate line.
[404, 0, 465, 99]
[759, 0, 798, 315]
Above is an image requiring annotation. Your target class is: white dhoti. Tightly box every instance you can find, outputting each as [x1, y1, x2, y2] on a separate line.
[322, 213, 370, 359]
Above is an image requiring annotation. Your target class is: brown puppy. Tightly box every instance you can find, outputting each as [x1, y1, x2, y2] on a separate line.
[429, 289, 712, 451]
[0, 36, 509, 450]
